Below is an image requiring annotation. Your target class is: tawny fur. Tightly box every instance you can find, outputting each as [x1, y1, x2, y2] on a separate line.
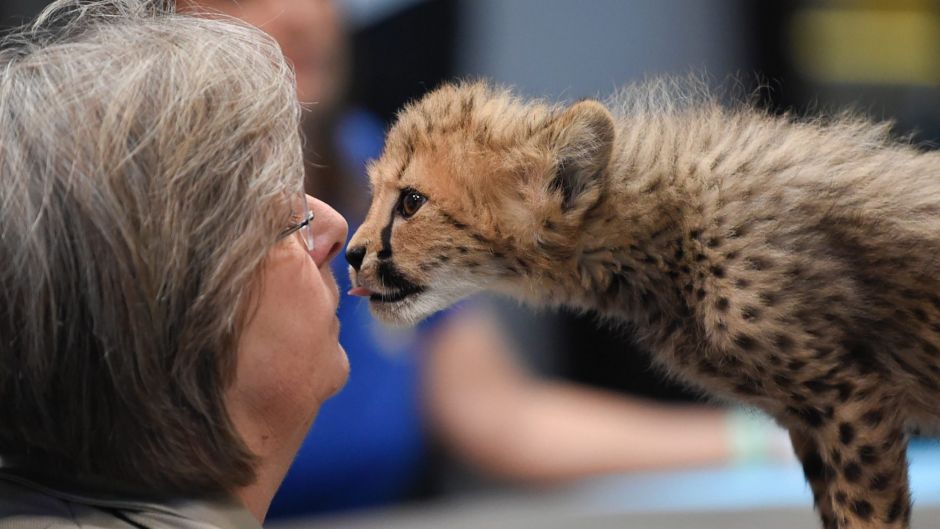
[346, 80, 940, 529]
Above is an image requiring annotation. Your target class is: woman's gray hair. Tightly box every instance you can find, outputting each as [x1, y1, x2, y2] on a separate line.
[0, 0, 304, 493]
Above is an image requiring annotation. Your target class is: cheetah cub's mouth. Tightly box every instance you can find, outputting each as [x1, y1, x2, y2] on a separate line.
[347, 259, 474, 326]
[347, 260, 432, 324]
[350, 260, 426, 304]
[349, 284, 425, 303]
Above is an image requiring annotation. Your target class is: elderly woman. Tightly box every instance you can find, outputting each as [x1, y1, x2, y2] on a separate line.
[0, 0, 348, 526]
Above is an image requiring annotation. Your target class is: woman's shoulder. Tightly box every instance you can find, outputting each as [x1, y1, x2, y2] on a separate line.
[0, 476, 81, 529]
[0, 472, 260, 529]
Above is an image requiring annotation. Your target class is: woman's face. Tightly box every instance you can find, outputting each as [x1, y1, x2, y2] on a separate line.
[181, 0, 345, 108]
[227, 194, 349, 462]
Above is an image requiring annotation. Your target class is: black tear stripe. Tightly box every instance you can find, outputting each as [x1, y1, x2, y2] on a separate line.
[377, 204, 396, 260]
[373, 209, 426, 303]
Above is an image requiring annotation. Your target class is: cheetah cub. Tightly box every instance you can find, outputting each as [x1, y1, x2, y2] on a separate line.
[346, 80, 940, 529]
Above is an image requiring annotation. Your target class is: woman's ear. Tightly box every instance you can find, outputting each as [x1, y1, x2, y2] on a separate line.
[540, 100, 615, 211]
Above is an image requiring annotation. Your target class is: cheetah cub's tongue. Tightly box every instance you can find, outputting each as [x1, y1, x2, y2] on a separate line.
[348, 287, 375, 297]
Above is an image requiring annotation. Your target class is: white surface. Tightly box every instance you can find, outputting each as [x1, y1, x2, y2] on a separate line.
[270, 444, 940, 529]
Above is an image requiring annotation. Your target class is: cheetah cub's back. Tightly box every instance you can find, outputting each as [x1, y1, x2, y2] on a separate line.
[346, 80, 940, 529]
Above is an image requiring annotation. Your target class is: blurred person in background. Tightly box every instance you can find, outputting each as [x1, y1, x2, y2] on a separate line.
[180, 0, 793, 519]
[0, 0, 349, 525]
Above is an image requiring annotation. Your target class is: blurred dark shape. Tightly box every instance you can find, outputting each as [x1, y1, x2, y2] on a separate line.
[349, 0, 458, 124]
[561, 310, 707, 402]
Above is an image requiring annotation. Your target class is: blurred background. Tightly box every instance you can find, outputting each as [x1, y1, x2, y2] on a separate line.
[4, 1, 940, 528]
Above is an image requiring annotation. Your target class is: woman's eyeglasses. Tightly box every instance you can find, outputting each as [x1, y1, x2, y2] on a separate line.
[278, 190, 315, 252]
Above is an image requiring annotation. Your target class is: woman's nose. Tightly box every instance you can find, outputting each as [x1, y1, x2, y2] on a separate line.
[308, 195, 348, 267]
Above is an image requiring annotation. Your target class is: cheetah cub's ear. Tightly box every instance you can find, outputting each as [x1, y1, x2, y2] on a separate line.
[537, 100, 615, 214]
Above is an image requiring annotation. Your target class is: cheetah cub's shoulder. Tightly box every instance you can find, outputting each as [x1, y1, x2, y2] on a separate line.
[347, 80, 940, 529]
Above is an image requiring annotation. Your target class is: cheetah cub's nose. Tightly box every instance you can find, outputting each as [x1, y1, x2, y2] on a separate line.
[346, 245, 366, 271]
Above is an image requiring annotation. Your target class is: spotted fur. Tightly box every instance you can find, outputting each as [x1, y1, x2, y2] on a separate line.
[347, 80, 940, 529]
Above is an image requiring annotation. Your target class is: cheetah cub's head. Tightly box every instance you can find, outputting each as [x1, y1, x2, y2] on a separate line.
[347, 82, 615, 326]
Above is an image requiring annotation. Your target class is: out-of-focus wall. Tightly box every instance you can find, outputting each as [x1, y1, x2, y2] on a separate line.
[457, 0, 749, 100]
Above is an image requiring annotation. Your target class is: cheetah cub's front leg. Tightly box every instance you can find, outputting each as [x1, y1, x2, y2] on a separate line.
[789, 399, 911, 529]
[347, 81, 940, 529]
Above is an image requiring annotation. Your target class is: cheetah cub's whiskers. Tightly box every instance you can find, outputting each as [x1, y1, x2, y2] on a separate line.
[347, 79, 940, 529]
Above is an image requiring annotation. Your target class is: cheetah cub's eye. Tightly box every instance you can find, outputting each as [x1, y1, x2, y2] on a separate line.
[398, 188, 427, 219]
